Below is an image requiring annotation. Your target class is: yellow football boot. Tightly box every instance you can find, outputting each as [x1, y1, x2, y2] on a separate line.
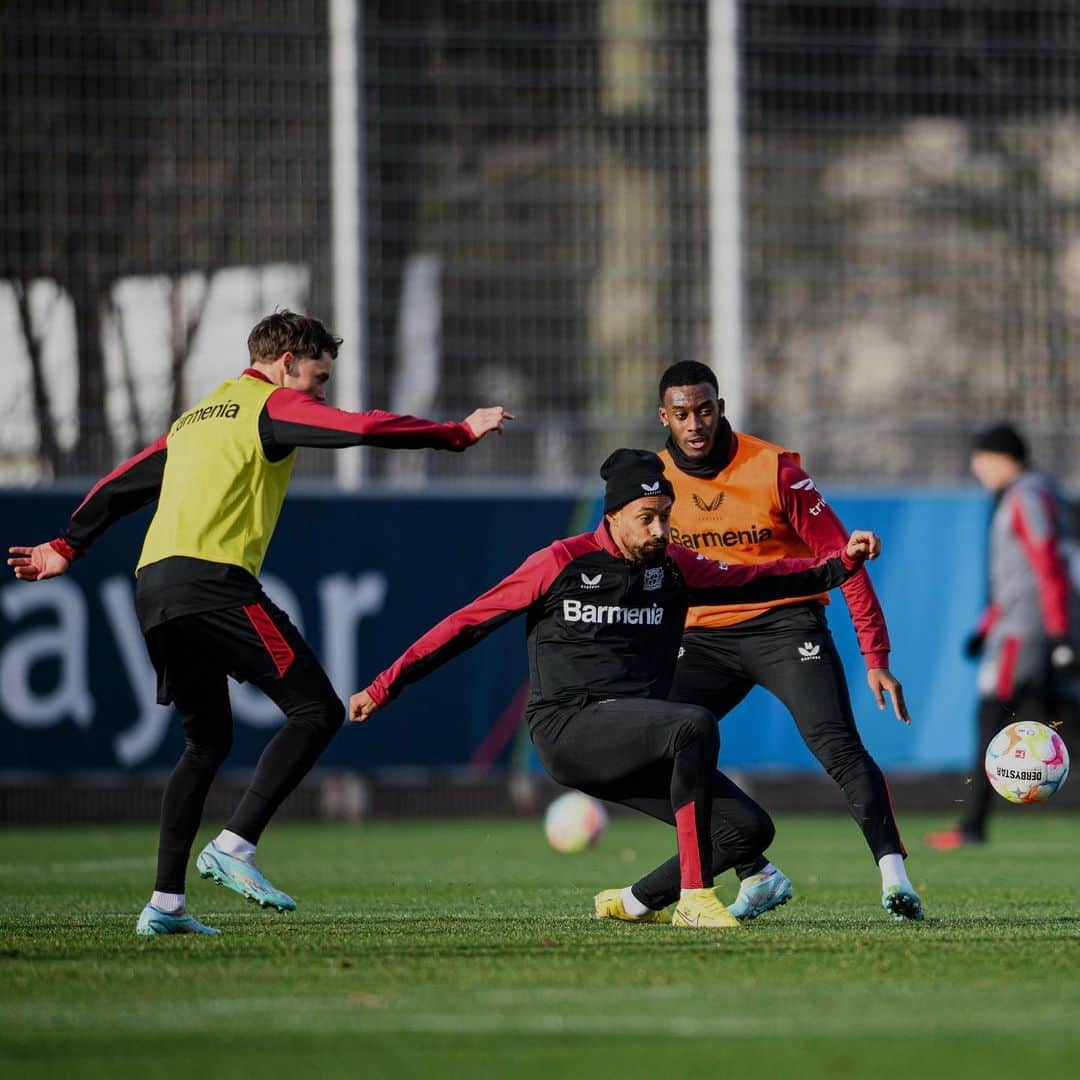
[671, 888, 740, 929]
[593, 889, 667, 923]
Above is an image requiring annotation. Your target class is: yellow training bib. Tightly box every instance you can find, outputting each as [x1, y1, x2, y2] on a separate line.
[137, 374, 295, 578]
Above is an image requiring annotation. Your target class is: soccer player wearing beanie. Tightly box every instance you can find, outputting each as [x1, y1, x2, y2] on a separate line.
[655, 361, 922, 922]
[8, 310, 512, 936]
[351, 448, 882, 928]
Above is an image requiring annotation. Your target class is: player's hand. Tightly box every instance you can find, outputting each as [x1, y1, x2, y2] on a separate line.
[349, 690, 380, 724]
[845, 530, 881, 562]
[867, 667, 910, 725]
[463, 406, 514, 440]
[7, 543, 71, 582]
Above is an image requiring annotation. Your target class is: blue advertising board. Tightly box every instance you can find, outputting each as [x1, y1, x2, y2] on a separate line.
[0, 491, 582, 773]
[0, 487, 990, 775]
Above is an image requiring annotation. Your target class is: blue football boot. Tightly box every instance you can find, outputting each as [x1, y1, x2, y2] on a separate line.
[727, 868, 794, 921]
[135, 903, 221, 936]
[195, 841, 296, 911]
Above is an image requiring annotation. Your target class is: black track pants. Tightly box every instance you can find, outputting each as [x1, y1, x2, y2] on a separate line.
[670, 605, 906, 873]
[146, 597, 344, 893]
[532, 698, 773, 899]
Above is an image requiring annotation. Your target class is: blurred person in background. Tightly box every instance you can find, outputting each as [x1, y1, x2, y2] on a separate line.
[926, 423, 1077, 850]
[8, 310, 511, 936]
[351, 448, 882, 929]
[656, 361, 921, 922]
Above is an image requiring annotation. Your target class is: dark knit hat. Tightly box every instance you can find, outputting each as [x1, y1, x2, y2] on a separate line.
[972, 423, 1028, 464]
[601, 448, 675, 513]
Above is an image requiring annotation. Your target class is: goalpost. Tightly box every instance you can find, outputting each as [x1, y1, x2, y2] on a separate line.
[330, 0, 364, 488]
[708, 0, 745, 429]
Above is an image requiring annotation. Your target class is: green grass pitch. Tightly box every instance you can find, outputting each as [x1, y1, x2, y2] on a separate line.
[1, 812, 1078, 1078]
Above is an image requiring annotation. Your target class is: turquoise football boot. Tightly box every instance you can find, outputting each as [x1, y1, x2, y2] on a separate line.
[195, 841, 296, 911]
[135, 903, 221, 936]
[882, 883, 924, 922]
[728, 868, 793, 921]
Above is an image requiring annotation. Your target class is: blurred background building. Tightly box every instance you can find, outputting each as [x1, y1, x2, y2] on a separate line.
[3, 1, 1079, 816]
[4, 1, 1080, 489]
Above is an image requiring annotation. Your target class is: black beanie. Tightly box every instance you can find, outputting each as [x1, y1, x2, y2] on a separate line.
[601, 448, 675, 513]
[972, 423, 1028, 464]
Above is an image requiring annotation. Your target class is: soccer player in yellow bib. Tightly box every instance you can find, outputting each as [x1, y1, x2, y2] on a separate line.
[651, 360, 921, 922]
[8, 310, 511, 936]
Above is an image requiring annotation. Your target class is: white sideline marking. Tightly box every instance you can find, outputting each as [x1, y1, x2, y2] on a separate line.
[6, 995, 1080, 1040]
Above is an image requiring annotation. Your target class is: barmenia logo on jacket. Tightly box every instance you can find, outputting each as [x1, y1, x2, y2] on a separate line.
[563, 599, 664, 626]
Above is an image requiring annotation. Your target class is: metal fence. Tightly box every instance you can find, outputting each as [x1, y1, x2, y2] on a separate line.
[741, 0, 1080, 483]
[3, 1, 1080, 487]
[0, 0, 336, 482]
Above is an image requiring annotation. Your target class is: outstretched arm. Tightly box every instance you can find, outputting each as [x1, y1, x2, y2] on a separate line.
[778, 455, 908, 723]
[260, 390, 512, 455]
[672, 531, 878, 607]
[778, 455, 891, 666]
[350, 543, 566, 723]
[7, 434, 168, 579]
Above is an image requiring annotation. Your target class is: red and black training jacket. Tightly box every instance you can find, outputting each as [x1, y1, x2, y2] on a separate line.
[50, 368, 477, 630]
[366, 521, 861, 732]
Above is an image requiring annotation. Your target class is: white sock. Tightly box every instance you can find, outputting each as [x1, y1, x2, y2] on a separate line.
[620, 886, 651, 917]
[878, 853, 911, 890]
[215, 829, 256, 860]
[151, 891, 185, 914]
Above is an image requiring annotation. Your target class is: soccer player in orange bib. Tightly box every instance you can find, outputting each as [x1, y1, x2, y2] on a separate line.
[8, 310, 511, 936]
[655, 361, 921, 922]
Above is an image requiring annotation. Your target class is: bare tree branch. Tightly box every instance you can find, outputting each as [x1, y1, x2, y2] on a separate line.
[169, 273, 212, 420]
[13, 281, 62, 475]
[107, 292, 146, 447]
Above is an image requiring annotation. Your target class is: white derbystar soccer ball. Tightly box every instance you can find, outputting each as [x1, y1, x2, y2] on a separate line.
[985, 721, 1070, 804]
[543, 792, 607, 853]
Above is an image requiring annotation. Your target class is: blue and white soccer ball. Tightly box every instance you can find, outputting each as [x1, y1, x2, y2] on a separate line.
[543, 792, 607, 853]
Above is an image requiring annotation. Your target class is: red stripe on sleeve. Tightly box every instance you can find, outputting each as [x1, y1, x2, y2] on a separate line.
[1010, 493, 1069, 637]
[49, 538, 79, 562]
[70, 434, 169, 519]
[778, 455, 891, 668]
[243, 603, 296, 677]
